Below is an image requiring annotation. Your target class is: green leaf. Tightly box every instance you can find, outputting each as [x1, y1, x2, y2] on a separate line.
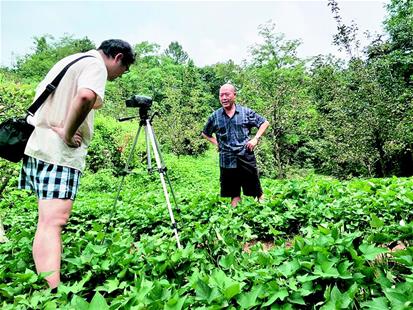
[393, 255, 413, 266]
[195, 279, 212, 301]
[135, 278, 154, 300]
[360, 297, 389, 309]
[313, 255, 340, 278]
[277, 259, 300, 277]
[89, 292, 109, 310]
[211, 269, 228, 288]
[164, 294, 187, 310]
[321, 285, 353, 309]
[370, 214, 384, 228]
[105, 278, 120, 293]
[336, 261, 354, 279]
[262, 288, 289, 306]
[318, 225, 331, 235]
[223, 282, 241, 299]
[43, 301, 58, 310]
[0, 284, 18, 298]
[219, 253, 235, 269]
[89, 244, 107, 255]
[288, 292, 306, 305]
[237, 286, 262, 309]
[359, 243, 387, 260]
[70, 295, 89, 310]
[384, 289, 410, 308]
[207, 289, 222, 304]
[297, 274, 320, 282]
[13, 269, 38, 284]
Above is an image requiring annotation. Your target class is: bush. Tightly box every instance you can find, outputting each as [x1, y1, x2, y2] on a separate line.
[86, 115, 146, 175]
[0, 73, 36, 119]
[0, 74, 36, 195]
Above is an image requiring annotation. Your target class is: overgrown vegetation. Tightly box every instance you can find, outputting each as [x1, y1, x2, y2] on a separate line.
[1, 153, 412, 308]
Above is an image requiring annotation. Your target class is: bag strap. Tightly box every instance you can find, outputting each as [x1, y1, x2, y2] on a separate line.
[27, 55, 95, 116]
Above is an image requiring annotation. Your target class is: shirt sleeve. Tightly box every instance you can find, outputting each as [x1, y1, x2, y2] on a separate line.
[202, 114, 216, 137]
[248, 108, 266, 128]
[77, 60, 107, 108]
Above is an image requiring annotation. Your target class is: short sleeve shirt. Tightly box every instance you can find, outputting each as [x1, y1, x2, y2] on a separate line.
[202, 104, 266, 168]
[24, 50, 107, 172]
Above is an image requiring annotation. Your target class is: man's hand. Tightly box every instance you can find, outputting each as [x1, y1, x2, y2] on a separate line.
[52, 126, 83, 148]
[246, 137, 259, 152]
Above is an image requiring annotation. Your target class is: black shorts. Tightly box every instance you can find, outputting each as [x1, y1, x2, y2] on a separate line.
[220, 153, 263, 198]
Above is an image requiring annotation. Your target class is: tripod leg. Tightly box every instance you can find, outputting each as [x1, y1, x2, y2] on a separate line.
[146, 119, 182, 249]
[129, 126, 143, 169]
[144, 126, 152, 173]
[151, 128, 180, 212]
[102, 123, 144, 243]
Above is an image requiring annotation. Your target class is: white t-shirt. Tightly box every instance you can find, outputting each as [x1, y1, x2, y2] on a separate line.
[25, 50, 107, 172]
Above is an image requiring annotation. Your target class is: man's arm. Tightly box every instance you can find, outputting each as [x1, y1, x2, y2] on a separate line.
[255, 120, 270, 140]
[201, 114, 219, 149]
[52, 88, 97, 147]
[201, 132, 218, 147]
[246, 120, 270, 151]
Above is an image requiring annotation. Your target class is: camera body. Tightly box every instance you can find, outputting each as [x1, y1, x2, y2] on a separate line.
[126, 95, 152, 109]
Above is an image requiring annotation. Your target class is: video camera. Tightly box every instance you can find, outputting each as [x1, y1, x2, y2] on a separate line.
[123, 95, 153, 123]
[126, 95, 152, 109]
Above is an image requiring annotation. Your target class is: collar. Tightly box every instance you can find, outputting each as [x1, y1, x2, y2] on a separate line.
[86, 49, 105, 66]
[221, 104, 239, 115]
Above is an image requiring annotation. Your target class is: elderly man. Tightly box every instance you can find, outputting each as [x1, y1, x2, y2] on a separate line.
[202, 84, 269, 207]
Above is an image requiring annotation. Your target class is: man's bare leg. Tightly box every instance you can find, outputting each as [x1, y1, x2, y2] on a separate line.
[33, 199, 72, 289]
[231, 196, 241, 207]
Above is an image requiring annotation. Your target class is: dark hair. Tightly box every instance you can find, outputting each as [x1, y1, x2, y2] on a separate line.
[98, 39, 136, 66]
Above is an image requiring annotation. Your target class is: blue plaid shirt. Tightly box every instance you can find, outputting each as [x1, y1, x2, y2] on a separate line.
[202, 104, 266, 168]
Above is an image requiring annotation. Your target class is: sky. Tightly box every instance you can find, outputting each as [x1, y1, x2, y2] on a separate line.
[1, 0, 389, 68]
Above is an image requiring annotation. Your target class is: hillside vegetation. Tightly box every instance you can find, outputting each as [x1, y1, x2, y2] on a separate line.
[1, 151, 413, 308]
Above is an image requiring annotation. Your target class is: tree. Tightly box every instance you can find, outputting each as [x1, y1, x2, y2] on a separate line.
[240, 22, 310, 178]
[307, 0, 413, 177]
[327, 0, 360, 58]
[155, 59, 212, 156]
[385, 0, 413, 51]
[200, 60, 243, 107]
[164, 41, 189, 65]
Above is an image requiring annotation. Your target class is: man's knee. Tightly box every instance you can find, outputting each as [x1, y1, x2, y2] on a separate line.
[39, 212, 70, 227]
[38, 200, 72, 228]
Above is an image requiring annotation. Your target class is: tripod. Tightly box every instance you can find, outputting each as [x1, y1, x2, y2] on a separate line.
[107, 106, 182, 249]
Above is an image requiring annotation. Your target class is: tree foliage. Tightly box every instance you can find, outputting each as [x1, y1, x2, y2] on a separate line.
[14, 35, 95, 82]
[240, 22, 310, 178]
[164, 41, 189, 65]
[307, 0, 413, 178]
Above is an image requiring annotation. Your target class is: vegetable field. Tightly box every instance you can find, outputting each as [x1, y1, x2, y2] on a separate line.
[1, 152, 413, 309]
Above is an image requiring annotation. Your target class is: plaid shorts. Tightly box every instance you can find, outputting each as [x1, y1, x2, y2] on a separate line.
[18, 156, 81, 200]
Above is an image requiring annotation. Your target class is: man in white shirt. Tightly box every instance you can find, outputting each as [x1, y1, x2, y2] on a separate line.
[19, 39, 135, 290]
